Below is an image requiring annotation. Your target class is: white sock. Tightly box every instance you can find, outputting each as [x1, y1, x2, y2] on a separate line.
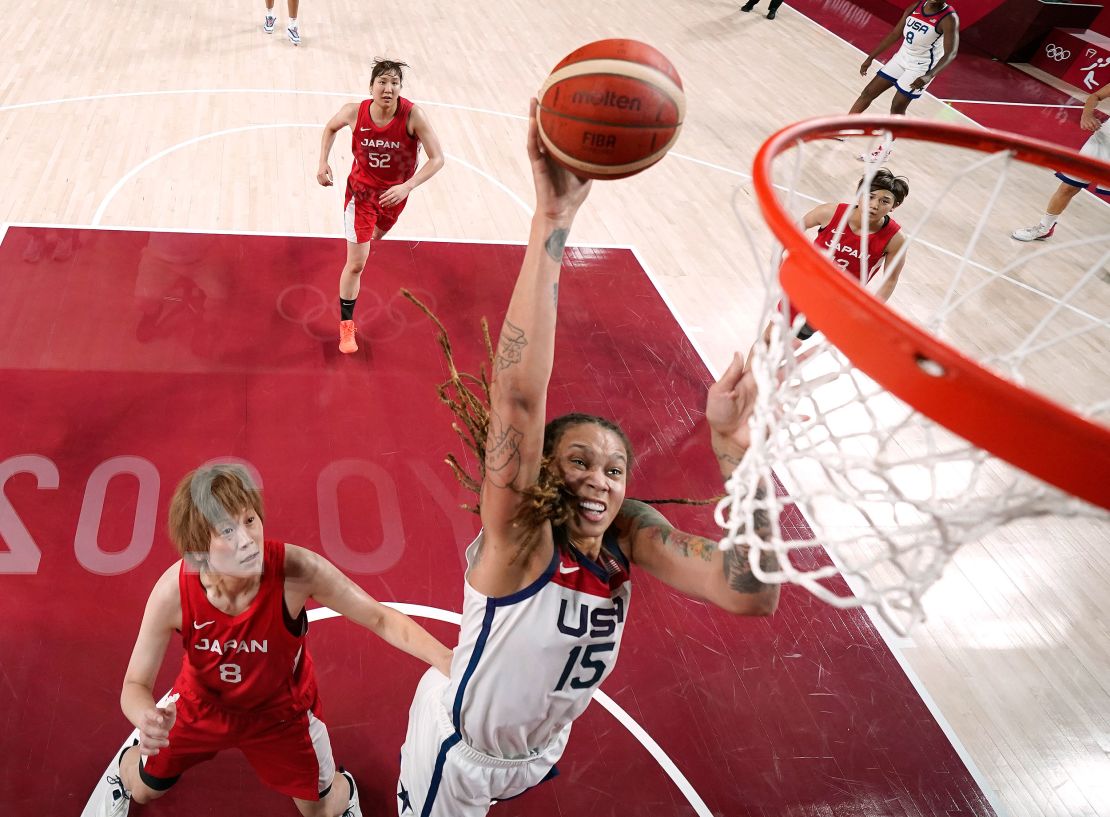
[1041, 212, 1058, 229]
[288, 17, 297, 27]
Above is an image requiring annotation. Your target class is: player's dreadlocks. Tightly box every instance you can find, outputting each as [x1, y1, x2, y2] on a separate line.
[401, 289, 718, 558]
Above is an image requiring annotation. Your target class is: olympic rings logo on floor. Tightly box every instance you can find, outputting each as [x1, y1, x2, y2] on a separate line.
[1045, 45, 1072, 61]
[275, 285, 438, 344]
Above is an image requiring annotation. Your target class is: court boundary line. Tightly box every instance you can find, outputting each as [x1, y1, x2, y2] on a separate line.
[89, 122, 531, 226]
[3, 218, 1099, 326]
[0, 220, 639, 250]
[315, 604, 714, 816]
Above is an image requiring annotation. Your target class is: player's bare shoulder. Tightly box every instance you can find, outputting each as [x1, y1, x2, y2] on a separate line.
[334, 101, 361, 129]
[147, 561, 184, 630]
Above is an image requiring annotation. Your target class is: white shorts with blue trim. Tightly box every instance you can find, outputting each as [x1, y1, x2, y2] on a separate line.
[397, 668, 568, 817]
[877, 50, 935, 99]
[1055, 129, 1110, 195]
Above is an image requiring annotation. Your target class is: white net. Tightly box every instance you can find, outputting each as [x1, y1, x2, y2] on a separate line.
[716, 120, 1110, 635]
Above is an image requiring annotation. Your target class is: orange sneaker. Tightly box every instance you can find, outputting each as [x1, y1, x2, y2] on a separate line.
[339, 320, 358, 354]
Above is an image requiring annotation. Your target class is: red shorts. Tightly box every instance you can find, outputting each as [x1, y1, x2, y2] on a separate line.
[344, 178, 408, 243]
[140, 688, 335, 801]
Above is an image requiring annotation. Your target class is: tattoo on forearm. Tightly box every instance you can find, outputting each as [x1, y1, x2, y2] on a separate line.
[553, 282, 559, 307]
[716, 451, 741, 468]
[494, 320, 528, 372]
[485, 410, 524, 487]
[722, 545, 778, 594]
[712, 437, 742, 471]
[544, 228, 569, 262]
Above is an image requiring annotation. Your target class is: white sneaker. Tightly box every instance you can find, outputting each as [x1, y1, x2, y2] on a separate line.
[98, 743, 135, 817]
[857, 143, 893, 163]
[286, 24, 301, 45]
[339, 769, 362, 817]
[1010, 223, 1055, 242]
[263, 13, 276, 33]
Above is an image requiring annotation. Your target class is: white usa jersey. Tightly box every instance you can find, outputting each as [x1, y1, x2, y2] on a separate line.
[443, 529, 632, 759]
[897, 1, 956, 67]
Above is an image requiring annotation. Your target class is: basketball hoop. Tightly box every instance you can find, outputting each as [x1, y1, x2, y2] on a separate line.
[717, 115, 1110, 634]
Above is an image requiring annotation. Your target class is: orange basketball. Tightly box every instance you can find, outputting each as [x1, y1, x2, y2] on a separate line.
[537, 39, 685, 180]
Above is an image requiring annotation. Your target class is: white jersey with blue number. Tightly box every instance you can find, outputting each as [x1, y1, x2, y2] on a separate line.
[897, 1, 956, 68]
[442, 529, 632, 759]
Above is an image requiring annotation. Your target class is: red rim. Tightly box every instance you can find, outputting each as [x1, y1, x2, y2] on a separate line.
[752, 115, 1110, 510]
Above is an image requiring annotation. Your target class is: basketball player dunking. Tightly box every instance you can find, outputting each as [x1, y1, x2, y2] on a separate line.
[318, 59, 445, 354]
[93, 465, 452, 817]
[849, 0, 960, 161]
[394, 100, 779, 817]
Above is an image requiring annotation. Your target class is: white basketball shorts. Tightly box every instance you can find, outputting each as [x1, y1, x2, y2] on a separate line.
[1055, 128, 1110, 195]
[397, 668, 568, 817]
[877, 50, 935, 99]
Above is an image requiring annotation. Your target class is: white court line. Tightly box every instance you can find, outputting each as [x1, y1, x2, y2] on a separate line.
[942, 99, 1085, 108]
[310, 604, 715, 817]
[90, 123, 529, 226]
[7, 211, 1100, 327]
[0, 89, 523, 123]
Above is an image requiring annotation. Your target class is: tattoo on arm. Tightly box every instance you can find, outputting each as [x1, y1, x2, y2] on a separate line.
[553, 281, 559, 307]
[544, 228, 569, 262]
[620, 500, 715, 562]
[722, 545, 777, 594]
[716, 451, 741, 468]
[494, 320, 528, 372]
[484, 410, 524, 488]
[668, 531, 717, 562]
[723, 492, 775, 593]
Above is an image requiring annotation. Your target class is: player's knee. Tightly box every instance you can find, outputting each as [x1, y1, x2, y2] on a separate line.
[130, 783, 168, 806]
[344, 259, 367, 277]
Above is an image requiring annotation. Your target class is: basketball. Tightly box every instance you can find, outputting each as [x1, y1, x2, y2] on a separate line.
[537, 39, 685, 180]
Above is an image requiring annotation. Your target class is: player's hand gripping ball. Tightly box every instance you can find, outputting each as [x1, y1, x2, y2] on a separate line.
[537, 39, 685, 180]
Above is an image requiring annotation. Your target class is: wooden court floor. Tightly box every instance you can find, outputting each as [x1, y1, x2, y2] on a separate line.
[2, 1, 1109, 816]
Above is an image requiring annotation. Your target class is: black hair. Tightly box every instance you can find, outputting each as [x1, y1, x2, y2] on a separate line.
[858, 167, 909, 207]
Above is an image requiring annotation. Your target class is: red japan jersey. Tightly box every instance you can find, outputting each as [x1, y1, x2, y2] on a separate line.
[348, 96, 421, 190]
[175, 539, 318, 717]
[814, 202, 901, 283]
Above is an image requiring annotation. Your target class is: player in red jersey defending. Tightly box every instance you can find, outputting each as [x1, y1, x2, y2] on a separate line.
[93, 464, 453, 817]
[749, 168, 910, 359]
[318, 59, 445, 354]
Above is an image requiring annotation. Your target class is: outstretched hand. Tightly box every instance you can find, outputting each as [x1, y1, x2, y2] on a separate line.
[528, 98, 592, 221]
[706, 352, 758, 453]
